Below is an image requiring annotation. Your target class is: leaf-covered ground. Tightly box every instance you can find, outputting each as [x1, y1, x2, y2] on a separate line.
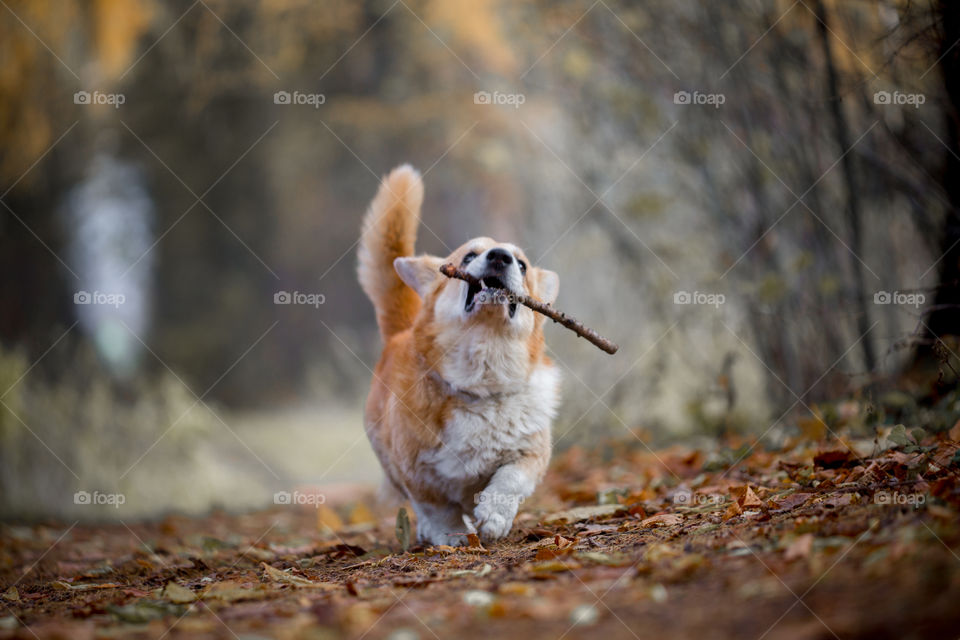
[3, 424, 960, 640]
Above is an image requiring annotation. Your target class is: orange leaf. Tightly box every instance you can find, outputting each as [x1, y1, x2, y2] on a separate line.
[722, 501, 742, 521]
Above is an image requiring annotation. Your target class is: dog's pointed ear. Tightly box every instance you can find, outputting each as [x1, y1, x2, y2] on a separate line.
[535, 268, 559, 304]
[394, 256, 442, 298]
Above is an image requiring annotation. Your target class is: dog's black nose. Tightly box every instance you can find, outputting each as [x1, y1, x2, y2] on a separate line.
[486, 248, 513, 268]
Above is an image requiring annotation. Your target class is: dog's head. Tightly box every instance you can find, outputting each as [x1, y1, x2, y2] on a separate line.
[394, 238, 559, 389]
[395, 237, 558, 329]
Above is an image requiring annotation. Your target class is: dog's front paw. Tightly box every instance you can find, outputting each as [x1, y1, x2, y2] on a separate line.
[414, 502, 471, 547]
[477, 511, 512, 540]
[473, 494, 520, 541]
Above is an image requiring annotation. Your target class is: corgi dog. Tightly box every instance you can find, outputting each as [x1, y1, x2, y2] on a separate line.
[357, 165, 560, 546]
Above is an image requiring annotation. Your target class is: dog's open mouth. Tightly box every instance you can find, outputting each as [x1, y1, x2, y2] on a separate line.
[464, 275, 518, 318]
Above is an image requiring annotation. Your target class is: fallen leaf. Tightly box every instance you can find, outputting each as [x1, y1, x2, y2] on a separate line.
[425, 545, 458, 555]
[640, 513, 683, 528]
[814, 450, 854, 469]
[529, 559, 580, 573]
[784, 534, 814, 561]
[627, 504, 648, 518]
[820, 493, 856, 508]
[722, 501, 742, 521]
[107, 601, 183, 623]
[450, 563, 493, 578]
[316, 505, 344, 532]
[51, 581, 121, 591]
[201, 580, 270, 602]
[498, 582, 535, 596]
[261, 563, 338, 590]
[798, 414, 827, 441]
[242, 547, 274, 562]
[576, 551, 631, 566]
[770, 492, 812, 512]
[554, 534, 575, 549]
[349, 502, 376, 526]
[160, 582, 196, 604]
[466, 533, 485, 550]
[949, 419, 960, 443]
[542, 504, 626, 524]
[740, 486, 763, 508]
[1, 587, 18, 603]
[535, 546, 572, 561]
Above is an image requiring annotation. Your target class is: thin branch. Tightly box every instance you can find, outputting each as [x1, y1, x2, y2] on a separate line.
[439, 264, 619, 355]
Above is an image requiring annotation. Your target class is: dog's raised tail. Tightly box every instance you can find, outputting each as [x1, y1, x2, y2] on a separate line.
[358, 164, 424, 341]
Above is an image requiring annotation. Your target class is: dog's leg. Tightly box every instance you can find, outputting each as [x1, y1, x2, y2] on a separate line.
[411, 499, 471, 547]
[473, 454, 545, 541]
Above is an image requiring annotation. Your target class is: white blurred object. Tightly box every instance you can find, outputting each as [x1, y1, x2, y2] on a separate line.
[63, 151, 154, 379]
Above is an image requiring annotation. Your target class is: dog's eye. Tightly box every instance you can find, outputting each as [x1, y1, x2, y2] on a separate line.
[461, 251, 478, 266]
[518, 259, 527, 275]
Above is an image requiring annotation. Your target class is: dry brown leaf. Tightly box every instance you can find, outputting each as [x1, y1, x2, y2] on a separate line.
[741, 486, 763, 508]
[554, 534, 575, 549]
[798, 414, 828, 441]
[542, 504, 626, 524]
[426, 545, 458, 555]
[161, 581, 197, 603]
[814, 450, 854, 469]
[529, 559, 580, 573]
[316, 505, 345, 532]
[640, 513, 683, 528]
[466, 533, 485, 550]
[949, 419, 960, 443]
[348, 502, 376, 525]
[535, 547, 572, 561]
[260, 562, 338, 590]
[722, 501, 742, 521]
[784, 534, 814, 561]
[51, 581, 121, 591]
[201, 581, 270, 602]
[498, 582, 535, 596]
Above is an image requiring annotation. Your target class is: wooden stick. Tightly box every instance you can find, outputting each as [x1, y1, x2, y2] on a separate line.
[439, 263, 619, 355]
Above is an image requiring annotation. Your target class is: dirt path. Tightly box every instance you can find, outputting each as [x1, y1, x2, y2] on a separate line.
[2, 432, 959, 639]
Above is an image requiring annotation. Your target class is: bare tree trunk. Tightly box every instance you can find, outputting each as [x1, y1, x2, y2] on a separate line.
[812, 0, 877, 372]
[921, 0, 960, 355]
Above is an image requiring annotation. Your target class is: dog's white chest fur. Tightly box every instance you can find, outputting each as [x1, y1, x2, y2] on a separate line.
[420, 364, 559, 490]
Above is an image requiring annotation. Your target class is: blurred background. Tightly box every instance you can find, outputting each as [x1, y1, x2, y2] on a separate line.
[1, 0, 957, 520]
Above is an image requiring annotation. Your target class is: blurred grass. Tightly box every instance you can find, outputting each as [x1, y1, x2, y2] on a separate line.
[0, 342, 380, 520]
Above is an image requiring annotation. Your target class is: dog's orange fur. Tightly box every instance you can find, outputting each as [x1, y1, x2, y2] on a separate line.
[357, 165, 560, 545]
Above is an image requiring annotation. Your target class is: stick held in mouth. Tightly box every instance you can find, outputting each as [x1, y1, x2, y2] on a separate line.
[439, 263, 619, 355]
